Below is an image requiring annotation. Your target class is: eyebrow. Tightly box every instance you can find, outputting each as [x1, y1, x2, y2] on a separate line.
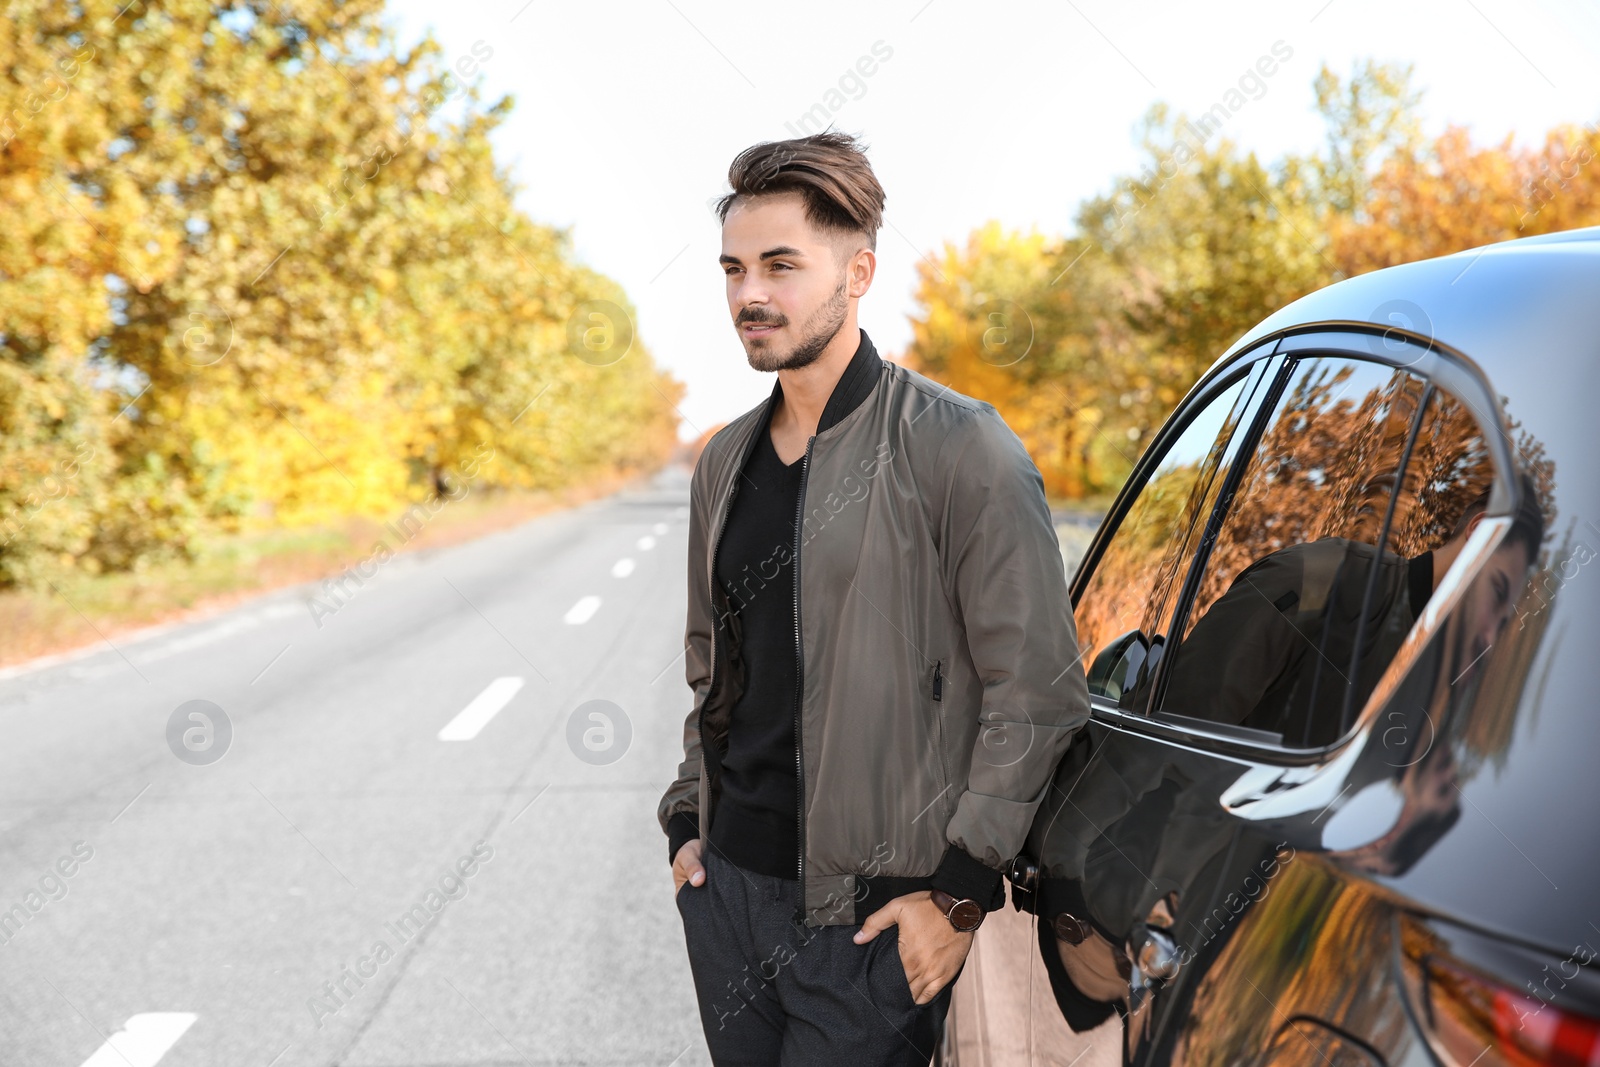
[719, 245, 807, 266]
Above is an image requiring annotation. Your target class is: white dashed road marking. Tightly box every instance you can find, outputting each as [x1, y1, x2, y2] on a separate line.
[438, 677, 525, 741]
[635, 535, 656, 551]
[79, 1013, 196, 1067]
[563, 596, 601, 625]
[611, 558, 635, 578]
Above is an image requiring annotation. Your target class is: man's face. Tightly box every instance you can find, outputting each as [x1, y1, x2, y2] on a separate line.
[1454, 540, 1534, 684]
[720, 191, 862, 373]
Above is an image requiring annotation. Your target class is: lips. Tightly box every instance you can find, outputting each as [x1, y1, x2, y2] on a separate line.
[742, 322, 780, 335]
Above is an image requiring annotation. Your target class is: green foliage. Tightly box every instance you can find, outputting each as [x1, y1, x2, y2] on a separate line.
[1312, 59, 1424, 215]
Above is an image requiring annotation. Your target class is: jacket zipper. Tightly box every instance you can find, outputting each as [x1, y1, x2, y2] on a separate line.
[933, 659, 948, 828]
[793, 434, 816, 912]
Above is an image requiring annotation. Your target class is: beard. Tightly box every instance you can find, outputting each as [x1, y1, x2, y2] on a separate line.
[740, 274, 850, 373]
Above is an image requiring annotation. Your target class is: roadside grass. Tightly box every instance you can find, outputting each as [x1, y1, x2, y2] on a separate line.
[0, 464, 653, 673]
[2, 474, 1112, 673]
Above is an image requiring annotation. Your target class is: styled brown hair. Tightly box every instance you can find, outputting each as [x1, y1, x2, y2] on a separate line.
[715, 130, 886, 256]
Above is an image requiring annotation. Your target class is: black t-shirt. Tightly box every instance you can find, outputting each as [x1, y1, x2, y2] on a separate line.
[707, 414, 804, 880]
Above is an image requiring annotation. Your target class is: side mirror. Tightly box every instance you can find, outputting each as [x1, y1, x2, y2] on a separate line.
[1087, 630, 1147, 701]
[1086, 629, 1164, 710]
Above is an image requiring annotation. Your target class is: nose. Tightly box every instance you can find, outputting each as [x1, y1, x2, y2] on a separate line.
[731, 272, 770, 310]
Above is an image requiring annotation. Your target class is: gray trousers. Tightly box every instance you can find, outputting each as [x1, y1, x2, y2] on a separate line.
[675, 844, 954, 1065]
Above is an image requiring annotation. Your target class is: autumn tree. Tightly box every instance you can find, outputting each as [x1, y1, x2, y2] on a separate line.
[905, 61, 1600, 503]
[1, 0, 683, 590]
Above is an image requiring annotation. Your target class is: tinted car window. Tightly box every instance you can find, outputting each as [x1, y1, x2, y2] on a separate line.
[1159, 357, 1495, 749]
[1075, 357, 1279, 709]
[1389, 389, 1496, 555]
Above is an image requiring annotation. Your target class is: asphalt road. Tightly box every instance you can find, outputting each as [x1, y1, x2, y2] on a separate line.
[1, 466, 714, 1067]
[0, 465, 1107, 1067]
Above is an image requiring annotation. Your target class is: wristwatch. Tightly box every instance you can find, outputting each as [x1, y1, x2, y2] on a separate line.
[929, 888, 985, 932]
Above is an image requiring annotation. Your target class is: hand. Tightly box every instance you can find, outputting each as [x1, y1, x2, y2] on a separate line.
[853, 891, 974, 1005]
[673, 838, 706, 896]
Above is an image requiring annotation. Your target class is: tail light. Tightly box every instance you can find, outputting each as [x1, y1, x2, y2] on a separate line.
[1398, 914, 1600, 1067]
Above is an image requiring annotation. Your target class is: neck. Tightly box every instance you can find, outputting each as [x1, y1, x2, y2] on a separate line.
[772, 316, 862, 438]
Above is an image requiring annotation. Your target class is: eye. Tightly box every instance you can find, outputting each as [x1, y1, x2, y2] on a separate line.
[723, 266, 742, 276]
[771, 262, 792, 271]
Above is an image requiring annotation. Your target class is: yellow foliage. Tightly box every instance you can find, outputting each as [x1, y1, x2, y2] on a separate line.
[1, 0, 683, 588]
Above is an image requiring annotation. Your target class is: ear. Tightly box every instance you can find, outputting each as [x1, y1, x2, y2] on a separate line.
[847, 246, 876, 298]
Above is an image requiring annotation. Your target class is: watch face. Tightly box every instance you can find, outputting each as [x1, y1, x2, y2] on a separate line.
[1052, 912, 1091, 945]
[951, 900, 984, 931]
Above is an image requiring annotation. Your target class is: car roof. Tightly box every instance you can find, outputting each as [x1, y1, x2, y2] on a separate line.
[1218, 223, 1600, 375]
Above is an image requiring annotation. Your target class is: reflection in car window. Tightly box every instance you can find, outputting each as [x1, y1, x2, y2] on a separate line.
[1389, 390, 1496, 556]
[1160, 359, 1495, 749]
[1074, 358, 1277, 708]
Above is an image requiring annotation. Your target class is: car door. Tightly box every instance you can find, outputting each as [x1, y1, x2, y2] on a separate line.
[1129, 338, 1512, 1065]
[1019, 337, 1508, 1064]
[1008, 342, 1285, 1053]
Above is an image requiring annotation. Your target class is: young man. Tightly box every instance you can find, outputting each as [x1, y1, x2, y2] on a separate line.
[657, 131, 1090, 1064]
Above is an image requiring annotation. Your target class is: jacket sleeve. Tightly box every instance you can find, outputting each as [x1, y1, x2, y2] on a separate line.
[657, 442, 716, 859]
[931, 406, 1091, 908]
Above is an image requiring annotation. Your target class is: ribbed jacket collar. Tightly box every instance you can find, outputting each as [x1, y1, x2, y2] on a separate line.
[762, 327, 884, 437]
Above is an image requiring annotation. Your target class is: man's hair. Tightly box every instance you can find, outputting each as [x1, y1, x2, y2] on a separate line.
[715, 130, 886, 259]
[1449, 470, 1546, 564]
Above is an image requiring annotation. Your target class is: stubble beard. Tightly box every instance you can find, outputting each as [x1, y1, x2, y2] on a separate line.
[742, 275, 850, 373]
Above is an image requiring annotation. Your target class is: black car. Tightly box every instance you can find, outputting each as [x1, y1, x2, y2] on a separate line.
[945, 226, 1600, 1066]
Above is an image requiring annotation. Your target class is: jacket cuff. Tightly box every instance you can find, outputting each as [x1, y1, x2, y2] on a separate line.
[930, 843, 1006, 912]
[667, 810, 700, 864]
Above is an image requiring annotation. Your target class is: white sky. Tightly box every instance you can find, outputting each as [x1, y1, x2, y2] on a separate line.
[379, 0, 1600, 443]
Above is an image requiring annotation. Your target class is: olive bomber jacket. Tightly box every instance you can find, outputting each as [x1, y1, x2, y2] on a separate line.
[658, 328, 1092, 928]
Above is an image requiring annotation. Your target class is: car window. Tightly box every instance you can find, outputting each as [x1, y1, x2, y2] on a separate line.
[1155, 356, 1494, 750]
[1076, 356, 1280, 710]
[1387, 389, 1495, 556]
